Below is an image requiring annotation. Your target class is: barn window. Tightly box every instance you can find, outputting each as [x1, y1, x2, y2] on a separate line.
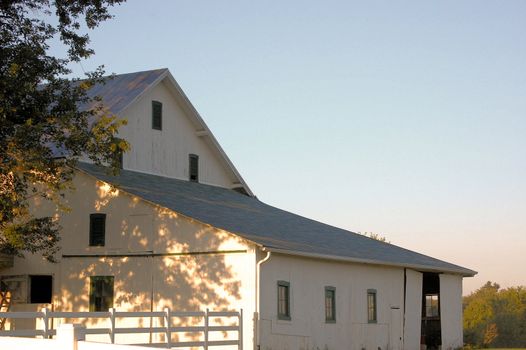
[152, 101, 162, 130]
[189, 154, 199, 182]
[89, 276, 114, 312]
[277, 281, 291, 320]
[114, 137, 124, 169]
[325, 286, 336, 323]
[425, 294, 439, 317]
[89, 213, 106, 247]
[29, 275, 52, 304]
[367, 289, 377, 323]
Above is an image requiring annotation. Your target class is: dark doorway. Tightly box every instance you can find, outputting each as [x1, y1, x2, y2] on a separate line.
[29, 275, 52, 303]
[421, 273, 441, 349]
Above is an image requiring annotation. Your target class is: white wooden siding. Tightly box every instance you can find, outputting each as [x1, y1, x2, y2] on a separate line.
[116, 81, 236, 188]
[259, 253, 405, 350]
[403, 269, 423, 350]
[440, 274, 463, 349]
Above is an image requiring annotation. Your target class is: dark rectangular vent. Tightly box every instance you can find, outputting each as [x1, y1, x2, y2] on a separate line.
[152, 101, 162, 130]
[89, 213, 106, 246]
[189, 154, 199, 182]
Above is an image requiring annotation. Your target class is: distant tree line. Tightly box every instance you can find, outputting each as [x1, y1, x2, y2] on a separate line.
[463, 281, 526, 348]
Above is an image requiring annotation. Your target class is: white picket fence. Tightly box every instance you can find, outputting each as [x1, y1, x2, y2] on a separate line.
[0, 308, 243, 349]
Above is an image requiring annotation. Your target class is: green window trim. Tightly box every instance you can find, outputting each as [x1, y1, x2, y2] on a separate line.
[152, 100, 163, 130]
[89, 276, 114, 312]
[367, 289, 377, 323]
[325, 286, 336, 323]
[89, 213, 106, 247]
[277, 280, 291, 320]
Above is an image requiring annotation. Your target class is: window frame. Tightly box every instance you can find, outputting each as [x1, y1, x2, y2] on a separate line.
[89, 276, 114, 312]
[277, 280, 291, 320]
[152, 100, 163, 130]
[325, 286, 336, 323]
[114, 137, 124, 169]
[425, 293, 440, 318]
[89, 213, 106, 247]
[189, 154, 199, 182]
[367, 289, 377, 323]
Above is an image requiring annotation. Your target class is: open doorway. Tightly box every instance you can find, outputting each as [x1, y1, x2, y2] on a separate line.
[421, 273, 441, 349]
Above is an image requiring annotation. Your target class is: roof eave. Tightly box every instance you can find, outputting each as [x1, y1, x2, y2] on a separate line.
[262, 247, 477, 277]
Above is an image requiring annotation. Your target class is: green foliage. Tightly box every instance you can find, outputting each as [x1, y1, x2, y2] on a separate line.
[464, 282, 526, 348]
[359, 231, 390, 243]
[0, 0, 127, 261]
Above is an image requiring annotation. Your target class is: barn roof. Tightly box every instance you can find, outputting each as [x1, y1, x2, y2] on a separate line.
[77, 162, 476, 276]
[82, 68, 168, 116]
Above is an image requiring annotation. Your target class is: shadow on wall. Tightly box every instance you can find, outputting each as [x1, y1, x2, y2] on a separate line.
[17, 174, 244, 344]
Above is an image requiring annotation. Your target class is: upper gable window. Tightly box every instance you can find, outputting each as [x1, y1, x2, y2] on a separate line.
[189, 154, 199, 182]
[152, 101, 162, 130]
[89, 213, 106, 247]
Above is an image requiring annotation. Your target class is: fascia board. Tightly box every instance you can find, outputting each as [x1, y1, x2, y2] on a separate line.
[263, 247, 477, 277]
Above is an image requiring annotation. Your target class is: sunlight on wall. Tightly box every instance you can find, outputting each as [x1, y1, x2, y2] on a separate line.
[95, 181, 119, 210]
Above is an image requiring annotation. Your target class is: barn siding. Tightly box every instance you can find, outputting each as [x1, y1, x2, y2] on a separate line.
[2, 171, 256, 349]
[259, 253, 405, 350]
[440, 274, 463, 349]
[403, 269, 423, 350]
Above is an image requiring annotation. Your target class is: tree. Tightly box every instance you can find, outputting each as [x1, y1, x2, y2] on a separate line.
[463, 282, 526, 348]
[0, 0, 127, 261]
[359, 231, 390, 243]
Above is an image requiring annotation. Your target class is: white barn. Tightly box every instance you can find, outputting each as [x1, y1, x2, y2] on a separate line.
[0, 69, 475, 350]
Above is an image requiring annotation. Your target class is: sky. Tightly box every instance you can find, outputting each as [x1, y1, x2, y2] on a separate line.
[51, 0, 526, 295]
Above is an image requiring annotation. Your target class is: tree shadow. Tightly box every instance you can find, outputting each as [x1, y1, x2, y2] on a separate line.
[4, 171, 249, 346]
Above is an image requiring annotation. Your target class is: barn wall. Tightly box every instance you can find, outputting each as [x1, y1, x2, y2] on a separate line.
[440, 274, 463, 350]
[83, 79, 236, 189]
[258, 253, 405, 350]
[1, 171, 256, 349]
[404, 269, 423, 350]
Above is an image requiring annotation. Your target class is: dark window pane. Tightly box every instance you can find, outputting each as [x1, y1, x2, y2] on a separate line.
[189, 154, 199, 182]
[89, 276, 114, 312]
[152, 101, 162, 130]
[89, 214, 106, 246]
[367, 291, 377, 322]
[277, 281, 290, 320]
[325, 288, 335, 322]
[29, 275, 52, 303]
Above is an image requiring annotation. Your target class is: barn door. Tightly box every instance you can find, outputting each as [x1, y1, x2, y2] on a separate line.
[389, 307, 402, 350]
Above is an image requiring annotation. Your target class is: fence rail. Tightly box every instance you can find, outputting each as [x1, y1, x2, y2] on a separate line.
[0, 308, 243, 349]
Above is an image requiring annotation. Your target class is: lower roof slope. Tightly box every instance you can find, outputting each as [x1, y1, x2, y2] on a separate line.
[77, 162, 476, 276]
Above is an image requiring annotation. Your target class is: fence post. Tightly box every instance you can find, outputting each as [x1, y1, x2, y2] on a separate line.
[56, 324, 85, 350]
[109, 307, 116, 344]
[239, 308, 243, 350]
[41, 307, 49, 338]
[204, 308, 209, 350]
[164, 307, 171, 348]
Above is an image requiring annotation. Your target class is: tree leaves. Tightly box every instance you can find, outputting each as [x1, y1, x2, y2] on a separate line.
[464, 282, 526, 348]
[0, 0, 126, 261]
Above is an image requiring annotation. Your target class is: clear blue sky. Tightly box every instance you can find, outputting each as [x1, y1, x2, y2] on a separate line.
[53, 0, 526, 294]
